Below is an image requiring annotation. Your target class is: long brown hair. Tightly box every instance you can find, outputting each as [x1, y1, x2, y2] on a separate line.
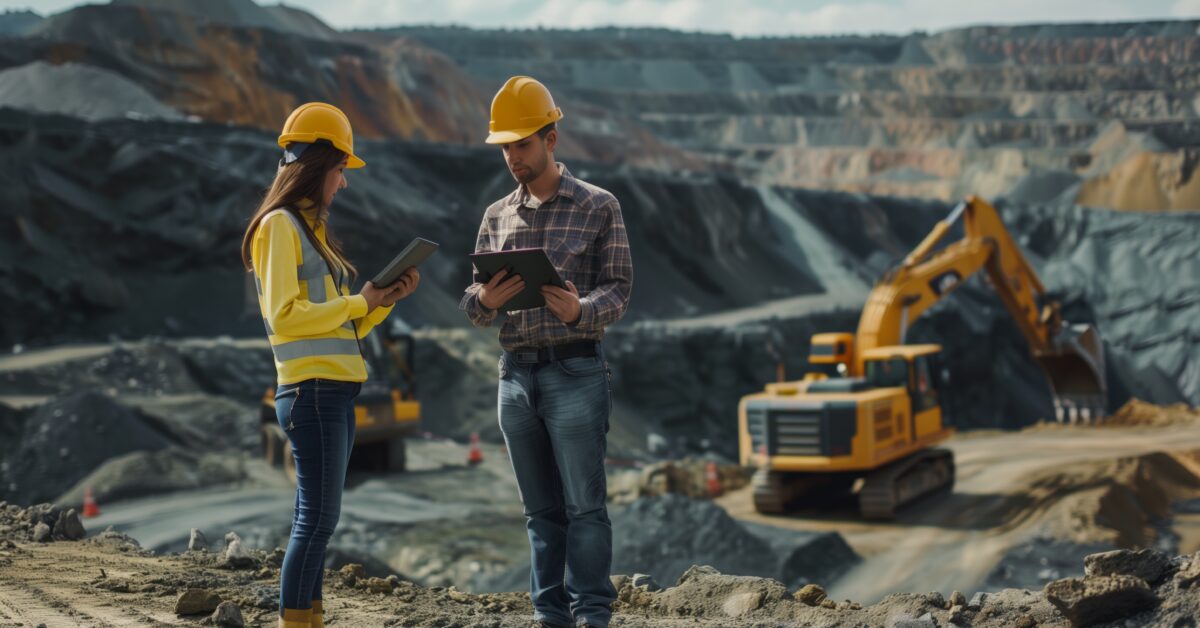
[241, 142, 358, 283]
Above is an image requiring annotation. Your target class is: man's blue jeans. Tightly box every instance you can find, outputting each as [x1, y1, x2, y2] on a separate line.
[498, 349, 617, 628]
[273, 378, 360, 615]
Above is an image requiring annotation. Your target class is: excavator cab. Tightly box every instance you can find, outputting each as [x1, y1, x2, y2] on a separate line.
[809, 332, 854, 377]
[862, 345, 947, 440]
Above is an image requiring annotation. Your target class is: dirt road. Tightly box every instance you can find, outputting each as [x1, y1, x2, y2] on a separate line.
[719, 424, 1200, 603]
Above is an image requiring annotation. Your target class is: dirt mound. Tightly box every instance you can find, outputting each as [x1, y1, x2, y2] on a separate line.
[1033, 451, 1200, 548]
[54, 449, 277, 508]
[0, 502, 86, 544]
[112, 0, 338, 40]
[0, 343, 204, 400]
[609, 459, 753, 505]
[0, 392, 180, 506]
[0, 61, 182, 122]
[1076, 150, 1200, 211]
[610, 494, 859, 589]
[479, 494, 859, 594]
[1107, 399, 1200, 427]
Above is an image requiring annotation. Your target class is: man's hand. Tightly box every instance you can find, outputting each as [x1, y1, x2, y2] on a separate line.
[479, 268, 525, 311]
[381, 268, 420, 307]
[542, 281, 581, 325]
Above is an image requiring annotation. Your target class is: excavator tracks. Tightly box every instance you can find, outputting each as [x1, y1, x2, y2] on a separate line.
[858, 448, 955, 519]
[752, 469, 855, 514]
[752, 468, 796, 514]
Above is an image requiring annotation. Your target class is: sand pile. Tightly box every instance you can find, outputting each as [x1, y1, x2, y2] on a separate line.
[1033, 451, 1200, 548]
[1107, 399, 1200, 427]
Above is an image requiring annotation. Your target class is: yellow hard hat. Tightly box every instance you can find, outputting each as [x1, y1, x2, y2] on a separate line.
[485, 76, 564, 145]
[277, 102, 365, 168]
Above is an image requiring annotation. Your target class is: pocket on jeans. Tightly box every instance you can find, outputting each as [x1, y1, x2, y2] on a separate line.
[498, 354, 510, 380]
[556, 355, 604, 377]
[274, 385, 301, 432]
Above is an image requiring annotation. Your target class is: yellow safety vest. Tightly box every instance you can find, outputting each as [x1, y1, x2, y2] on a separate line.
[251, 207, 392, 384]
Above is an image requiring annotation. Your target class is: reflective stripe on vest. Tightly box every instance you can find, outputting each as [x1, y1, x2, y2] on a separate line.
[257, 208, 357, 360]
[271, 336, 363, 361]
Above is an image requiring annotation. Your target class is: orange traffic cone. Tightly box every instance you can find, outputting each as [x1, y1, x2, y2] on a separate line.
[467, 432, 484, 466]
[82, 487, 100, 518]
[705, 461, 722, 498]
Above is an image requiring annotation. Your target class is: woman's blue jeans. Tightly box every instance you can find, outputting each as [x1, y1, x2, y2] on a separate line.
[273, 378, 360, 614]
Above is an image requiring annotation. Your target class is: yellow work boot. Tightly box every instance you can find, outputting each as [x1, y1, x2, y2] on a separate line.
[279, 607, 312, 628]
[310, 600, 325, 628]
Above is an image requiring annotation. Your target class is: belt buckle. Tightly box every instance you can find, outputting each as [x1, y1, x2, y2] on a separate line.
[515, 350, 539, 364]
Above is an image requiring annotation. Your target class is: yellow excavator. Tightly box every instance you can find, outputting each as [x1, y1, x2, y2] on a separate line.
[260, 321, 422, 483]
[738, 196, 1107, 518]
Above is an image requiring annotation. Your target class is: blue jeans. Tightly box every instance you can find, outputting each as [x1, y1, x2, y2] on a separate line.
[273, 378, 360, 614]
[498, 349, 616, 628]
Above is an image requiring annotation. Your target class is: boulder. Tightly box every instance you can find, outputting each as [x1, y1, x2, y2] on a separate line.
[174, 588, 221, 615]
[1044, 575, 1157, 627]
[1083, 548, 1171, 584]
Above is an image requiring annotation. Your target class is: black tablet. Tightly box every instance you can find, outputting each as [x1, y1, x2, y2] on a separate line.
[372, 238, 439, 286]
[469, 248, 566, 312]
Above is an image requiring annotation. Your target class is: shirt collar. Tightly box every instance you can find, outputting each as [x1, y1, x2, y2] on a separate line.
[510, 162, 576, 209]
[294, 198, 322, 229]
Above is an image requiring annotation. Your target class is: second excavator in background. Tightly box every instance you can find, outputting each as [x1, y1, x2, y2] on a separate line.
[739, 196, 1107, 518]
[260, 319, 422, 484]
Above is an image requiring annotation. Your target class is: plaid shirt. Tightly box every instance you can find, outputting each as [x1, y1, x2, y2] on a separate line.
[459, 163, 633, 351]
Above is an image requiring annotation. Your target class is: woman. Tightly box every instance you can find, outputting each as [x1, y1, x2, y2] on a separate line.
[241, 102, 419, 628]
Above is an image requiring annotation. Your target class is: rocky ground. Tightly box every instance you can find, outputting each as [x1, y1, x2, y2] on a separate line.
[1, 417, 1199, 626]
[2, 500, 1200, 627]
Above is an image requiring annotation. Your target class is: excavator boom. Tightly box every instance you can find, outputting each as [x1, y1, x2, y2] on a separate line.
[855, 196, 1106, 420]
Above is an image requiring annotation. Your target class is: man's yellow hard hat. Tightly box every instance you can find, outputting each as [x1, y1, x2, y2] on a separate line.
[277, 102, 365, 168]
[485, 76, 564, 145]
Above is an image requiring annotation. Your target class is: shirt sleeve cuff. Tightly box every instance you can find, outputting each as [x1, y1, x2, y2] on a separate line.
[346, 294, 369, 319]
[369, 303, 394, 323]
[570, 298, 595, 329]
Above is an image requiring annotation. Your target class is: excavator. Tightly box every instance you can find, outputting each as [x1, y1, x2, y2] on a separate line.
[260, 320, 422, 483]
[738, 196, 1107, 518]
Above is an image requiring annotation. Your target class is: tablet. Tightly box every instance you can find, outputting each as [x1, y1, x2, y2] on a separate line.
[469, 248, 566, 312]
[372, 238, 439, 286]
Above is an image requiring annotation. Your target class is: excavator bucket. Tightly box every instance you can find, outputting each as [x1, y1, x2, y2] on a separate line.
[1034, 324, 1107, 423]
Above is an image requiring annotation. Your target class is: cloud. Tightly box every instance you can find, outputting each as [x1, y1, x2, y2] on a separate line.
[9, 0, 1189, 35]
[494, 0, 1185, 36]
[1172, 0, 1200, 17]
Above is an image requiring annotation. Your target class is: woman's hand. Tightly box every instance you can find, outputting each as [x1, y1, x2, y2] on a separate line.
[359, 281, 390, 313]
[381, 268, 420, 306]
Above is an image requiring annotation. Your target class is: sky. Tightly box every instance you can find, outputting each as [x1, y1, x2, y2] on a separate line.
[4, 0, 1199, 36]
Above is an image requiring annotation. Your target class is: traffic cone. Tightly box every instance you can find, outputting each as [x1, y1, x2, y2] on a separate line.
[467, 432, 484, 466]
[705, 461, 722, 498]
[82, 487, 100, 518]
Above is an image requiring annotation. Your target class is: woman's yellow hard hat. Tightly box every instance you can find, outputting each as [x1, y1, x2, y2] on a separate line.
[277, 102, 365, 168]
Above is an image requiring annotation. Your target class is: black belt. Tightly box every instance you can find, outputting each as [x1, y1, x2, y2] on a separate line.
[509, 341, 598, 365]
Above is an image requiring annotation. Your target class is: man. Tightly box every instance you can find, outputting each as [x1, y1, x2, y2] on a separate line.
[459, 76, 633, 628]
